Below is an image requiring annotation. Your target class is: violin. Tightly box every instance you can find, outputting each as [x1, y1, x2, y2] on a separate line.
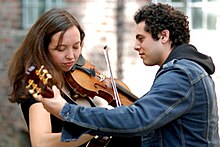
[64, 60, 138, 107]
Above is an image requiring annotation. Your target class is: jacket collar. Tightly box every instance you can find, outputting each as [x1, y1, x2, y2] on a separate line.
[158, 44, 215, 75]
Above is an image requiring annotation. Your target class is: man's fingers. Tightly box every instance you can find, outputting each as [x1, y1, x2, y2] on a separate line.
[52, 85, 60, 98]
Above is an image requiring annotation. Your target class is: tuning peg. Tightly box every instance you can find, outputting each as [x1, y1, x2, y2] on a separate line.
[36, 65, 44, 76]
[43, 73, 52, 85]
[26, 79, 34, 89]
[33, 93, 39, 99]
[46, 73, 52, 79]
[28, 89, 34, 94]
[39, 68, 48, 80]
[42, 69, 48, 74]
[31, 87, 41, 98]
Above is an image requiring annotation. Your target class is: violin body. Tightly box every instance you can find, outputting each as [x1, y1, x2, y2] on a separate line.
[65, 60, 138, 107]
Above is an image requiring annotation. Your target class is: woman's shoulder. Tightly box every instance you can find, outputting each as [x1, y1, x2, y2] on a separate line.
[19, 97, 39, 129]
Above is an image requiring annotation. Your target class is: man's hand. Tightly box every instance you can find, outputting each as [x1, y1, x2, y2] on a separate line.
[35, 85, 67, 120]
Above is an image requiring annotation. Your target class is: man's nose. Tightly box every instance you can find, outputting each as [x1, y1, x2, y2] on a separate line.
[134, 44, 141, 51]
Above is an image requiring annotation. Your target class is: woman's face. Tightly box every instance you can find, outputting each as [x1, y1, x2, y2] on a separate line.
[48, 26, 82, 72]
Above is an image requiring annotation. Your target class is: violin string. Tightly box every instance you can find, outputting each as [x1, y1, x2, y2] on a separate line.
[103, 45, 121, 107]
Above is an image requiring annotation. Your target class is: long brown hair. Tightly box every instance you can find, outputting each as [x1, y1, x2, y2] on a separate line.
[8, 9, 85, 103]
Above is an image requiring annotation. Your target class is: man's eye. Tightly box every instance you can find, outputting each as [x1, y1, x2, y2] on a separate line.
[138, 37, 143, 42]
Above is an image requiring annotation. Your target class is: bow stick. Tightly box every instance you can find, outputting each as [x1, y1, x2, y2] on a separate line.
[103, 45, 121, 107]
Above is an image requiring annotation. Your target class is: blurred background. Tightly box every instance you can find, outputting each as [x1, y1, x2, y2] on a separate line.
[0, 0, 219, 146]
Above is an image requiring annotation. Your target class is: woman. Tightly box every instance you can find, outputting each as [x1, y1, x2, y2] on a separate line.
[8, 8, 98, 147]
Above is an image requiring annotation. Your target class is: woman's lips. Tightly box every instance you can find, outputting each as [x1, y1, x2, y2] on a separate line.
[63, 61, 74, 67]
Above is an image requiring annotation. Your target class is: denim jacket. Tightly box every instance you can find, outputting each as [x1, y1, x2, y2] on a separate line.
[60, 45, 220, 147]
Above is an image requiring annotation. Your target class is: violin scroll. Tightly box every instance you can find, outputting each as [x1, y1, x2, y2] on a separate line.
[25, 65, 54, 98]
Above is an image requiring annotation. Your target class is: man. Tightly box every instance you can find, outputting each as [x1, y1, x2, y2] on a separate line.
[36, 3, 220, 146]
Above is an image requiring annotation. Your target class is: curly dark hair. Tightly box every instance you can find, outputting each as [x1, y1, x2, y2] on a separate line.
[134, 3, 190, 48]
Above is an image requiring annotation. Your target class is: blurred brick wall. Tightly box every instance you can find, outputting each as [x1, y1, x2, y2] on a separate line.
[0, 0, 148, 146]
[0, 1, 30, 146]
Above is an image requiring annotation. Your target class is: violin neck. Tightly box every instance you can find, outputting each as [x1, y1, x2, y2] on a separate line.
[116, 83, 138, 102]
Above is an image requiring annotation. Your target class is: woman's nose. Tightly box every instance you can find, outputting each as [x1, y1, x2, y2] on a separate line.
[65, 48, 75, 59]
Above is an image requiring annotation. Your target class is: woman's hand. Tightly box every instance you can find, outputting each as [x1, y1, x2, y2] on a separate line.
[35, 85, 67, 120]
[92, 96, 114, 109]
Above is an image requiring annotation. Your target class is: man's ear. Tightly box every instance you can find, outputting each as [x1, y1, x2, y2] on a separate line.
[160, 29, 169, 42]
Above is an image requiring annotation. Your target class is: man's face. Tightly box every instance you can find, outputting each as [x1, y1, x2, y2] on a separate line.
[134, 21, 167, 66]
